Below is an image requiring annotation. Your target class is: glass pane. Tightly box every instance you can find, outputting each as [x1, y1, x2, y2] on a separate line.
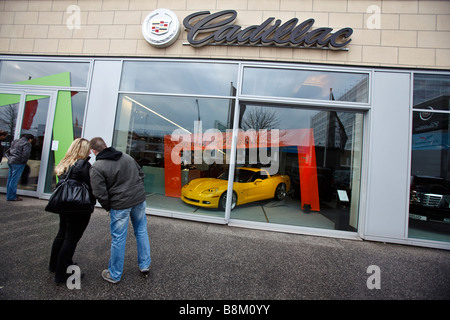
[112, 94, 235, 219]
[18, 95, 51, 192]
[0, 60, 90, 87]
[242, 67, 369, 103]
[413, 74, 450, 110]
[44, 91, 87, 194]
[409, 111, 450, 242]
[230, 103, 363, 232]
[0, 93, 20, 188]
[120, 61, 238, 96]
[70, 91, 87, 138]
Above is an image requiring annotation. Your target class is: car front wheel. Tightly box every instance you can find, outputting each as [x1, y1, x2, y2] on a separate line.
[219, 191, 237, 211]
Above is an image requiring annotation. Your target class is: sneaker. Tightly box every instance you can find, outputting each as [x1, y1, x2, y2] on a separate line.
[101, 269, 119, 284]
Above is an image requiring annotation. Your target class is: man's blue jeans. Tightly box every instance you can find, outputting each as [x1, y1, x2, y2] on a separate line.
[108, 201, 151, 281]
[6, 164, 25, 200]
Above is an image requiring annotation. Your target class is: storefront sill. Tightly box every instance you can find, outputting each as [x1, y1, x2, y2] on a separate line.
[146, 207, 227, 225]
[228, 219, 361, 241]
[145, 206, 361, 241]
[363, 235, 450, 251]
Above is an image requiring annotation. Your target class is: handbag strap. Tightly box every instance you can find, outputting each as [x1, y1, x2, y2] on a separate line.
[63, 163, 76, 181]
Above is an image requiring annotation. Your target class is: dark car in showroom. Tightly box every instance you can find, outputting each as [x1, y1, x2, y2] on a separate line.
[409, 175, 450, 223]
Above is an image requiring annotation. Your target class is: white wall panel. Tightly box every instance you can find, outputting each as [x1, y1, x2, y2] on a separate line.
[84, 60, 122, 145]
[364, 71, 411, 240]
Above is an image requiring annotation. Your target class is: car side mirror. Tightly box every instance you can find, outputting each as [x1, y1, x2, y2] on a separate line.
[254, 179, 263, 184]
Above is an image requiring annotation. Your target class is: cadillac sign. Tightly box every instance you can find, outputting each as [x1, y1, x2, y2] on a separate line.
[143, 9, 353, 50]
[142, 9, 180, 47]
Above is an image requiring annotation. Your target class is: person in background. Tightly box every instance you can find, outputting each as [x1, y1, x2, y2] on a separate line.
[89, 137, 151, 284]
[6, 133, 34, 201]
[0, 130, 7, 158]
[48, 138, 94, 285]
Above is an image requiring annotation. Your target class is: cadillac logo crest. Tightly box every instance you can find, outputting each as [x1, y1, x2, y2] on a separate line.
[142, 9, 180, 47]
[151, 21, 169, 35]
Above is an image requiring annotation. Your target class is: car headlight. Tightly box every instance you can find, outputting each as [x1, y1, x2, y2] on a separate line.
[202, 188, 219, 194]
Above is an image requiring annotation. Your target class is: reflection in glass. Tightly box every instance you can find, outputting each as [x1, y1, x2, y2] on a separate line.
[67, 91, 87, 139]
[409, 107, 450, 242]
[0, 94, 20, 188]
[44, 91, 88, 194]
[0, 60, 90, 87]
[413, 74, 450, 110]
[18, 95, 50, 192]
[231, 103, 363, 232]
[120, 61, 238, 96]
[112, 94, 235, 219]
[409, 73, 450, 242]
[242, 67, 369, 103]
[115, 60, 365, 231]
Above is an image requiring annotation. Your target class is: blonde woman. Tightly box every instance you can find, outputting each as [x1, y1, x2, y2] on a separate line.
[48, 138, 94, 285]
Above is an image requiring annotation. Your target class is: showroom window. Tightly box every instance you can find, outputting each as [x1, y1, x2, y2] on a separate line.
[226, 103, 363, 231]
[120, 61, 238, 96]
[409, 73, 450, 242]
[242, 67, 369, 103]
[115, 61, 239, 220]
[114, 60, 366, 232]
[0, 60, 90, 87]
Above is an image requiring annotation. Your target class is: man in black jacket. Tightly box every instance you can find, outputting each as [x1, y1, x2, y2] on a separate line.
[89, 137, 151, 283]
[0, 130, 7, 158]
[6, 133, 34, 201]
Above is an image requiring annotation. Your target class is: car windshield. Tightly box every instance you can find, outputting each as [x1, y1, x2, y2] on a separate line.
[217, 171, 228, 180]
[411, 176, 450, 195]
[217, 169, 255, 182]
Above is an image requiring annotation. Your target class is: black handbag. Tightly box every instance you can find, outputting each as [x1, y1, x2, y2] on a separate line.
[45, 165, 94, 214]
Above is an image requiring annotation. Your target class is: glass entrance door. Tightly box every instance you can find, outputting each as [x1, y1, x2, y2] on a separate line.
[0, 91, 55, 198]
[0, 93, 20, 188]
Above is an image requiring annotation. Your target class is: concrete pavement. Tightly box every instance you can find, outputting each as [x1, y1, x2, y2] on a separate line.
[0, 195, 449, 303]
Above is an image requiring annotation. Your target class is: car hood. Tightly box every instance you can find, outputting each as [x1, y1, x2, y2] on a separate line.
[184, 178, 228, 192]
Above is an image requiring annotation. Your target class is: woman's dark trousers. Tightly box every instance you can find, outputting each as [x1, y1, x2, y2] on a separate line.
[49, 213, 91, 283]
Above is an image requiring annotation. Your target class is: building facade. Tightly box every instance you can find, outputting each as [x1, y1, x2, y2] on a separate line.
[0, 0, 449, 249]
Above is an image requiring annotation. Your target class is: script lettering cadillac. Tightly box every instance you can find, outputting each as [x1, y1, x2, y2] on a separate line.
[183, 10, 353, 50]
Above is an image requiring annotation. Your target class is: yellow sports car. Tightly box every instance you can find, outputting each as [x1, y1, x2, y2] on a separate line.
[181, 167, 291, 210]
